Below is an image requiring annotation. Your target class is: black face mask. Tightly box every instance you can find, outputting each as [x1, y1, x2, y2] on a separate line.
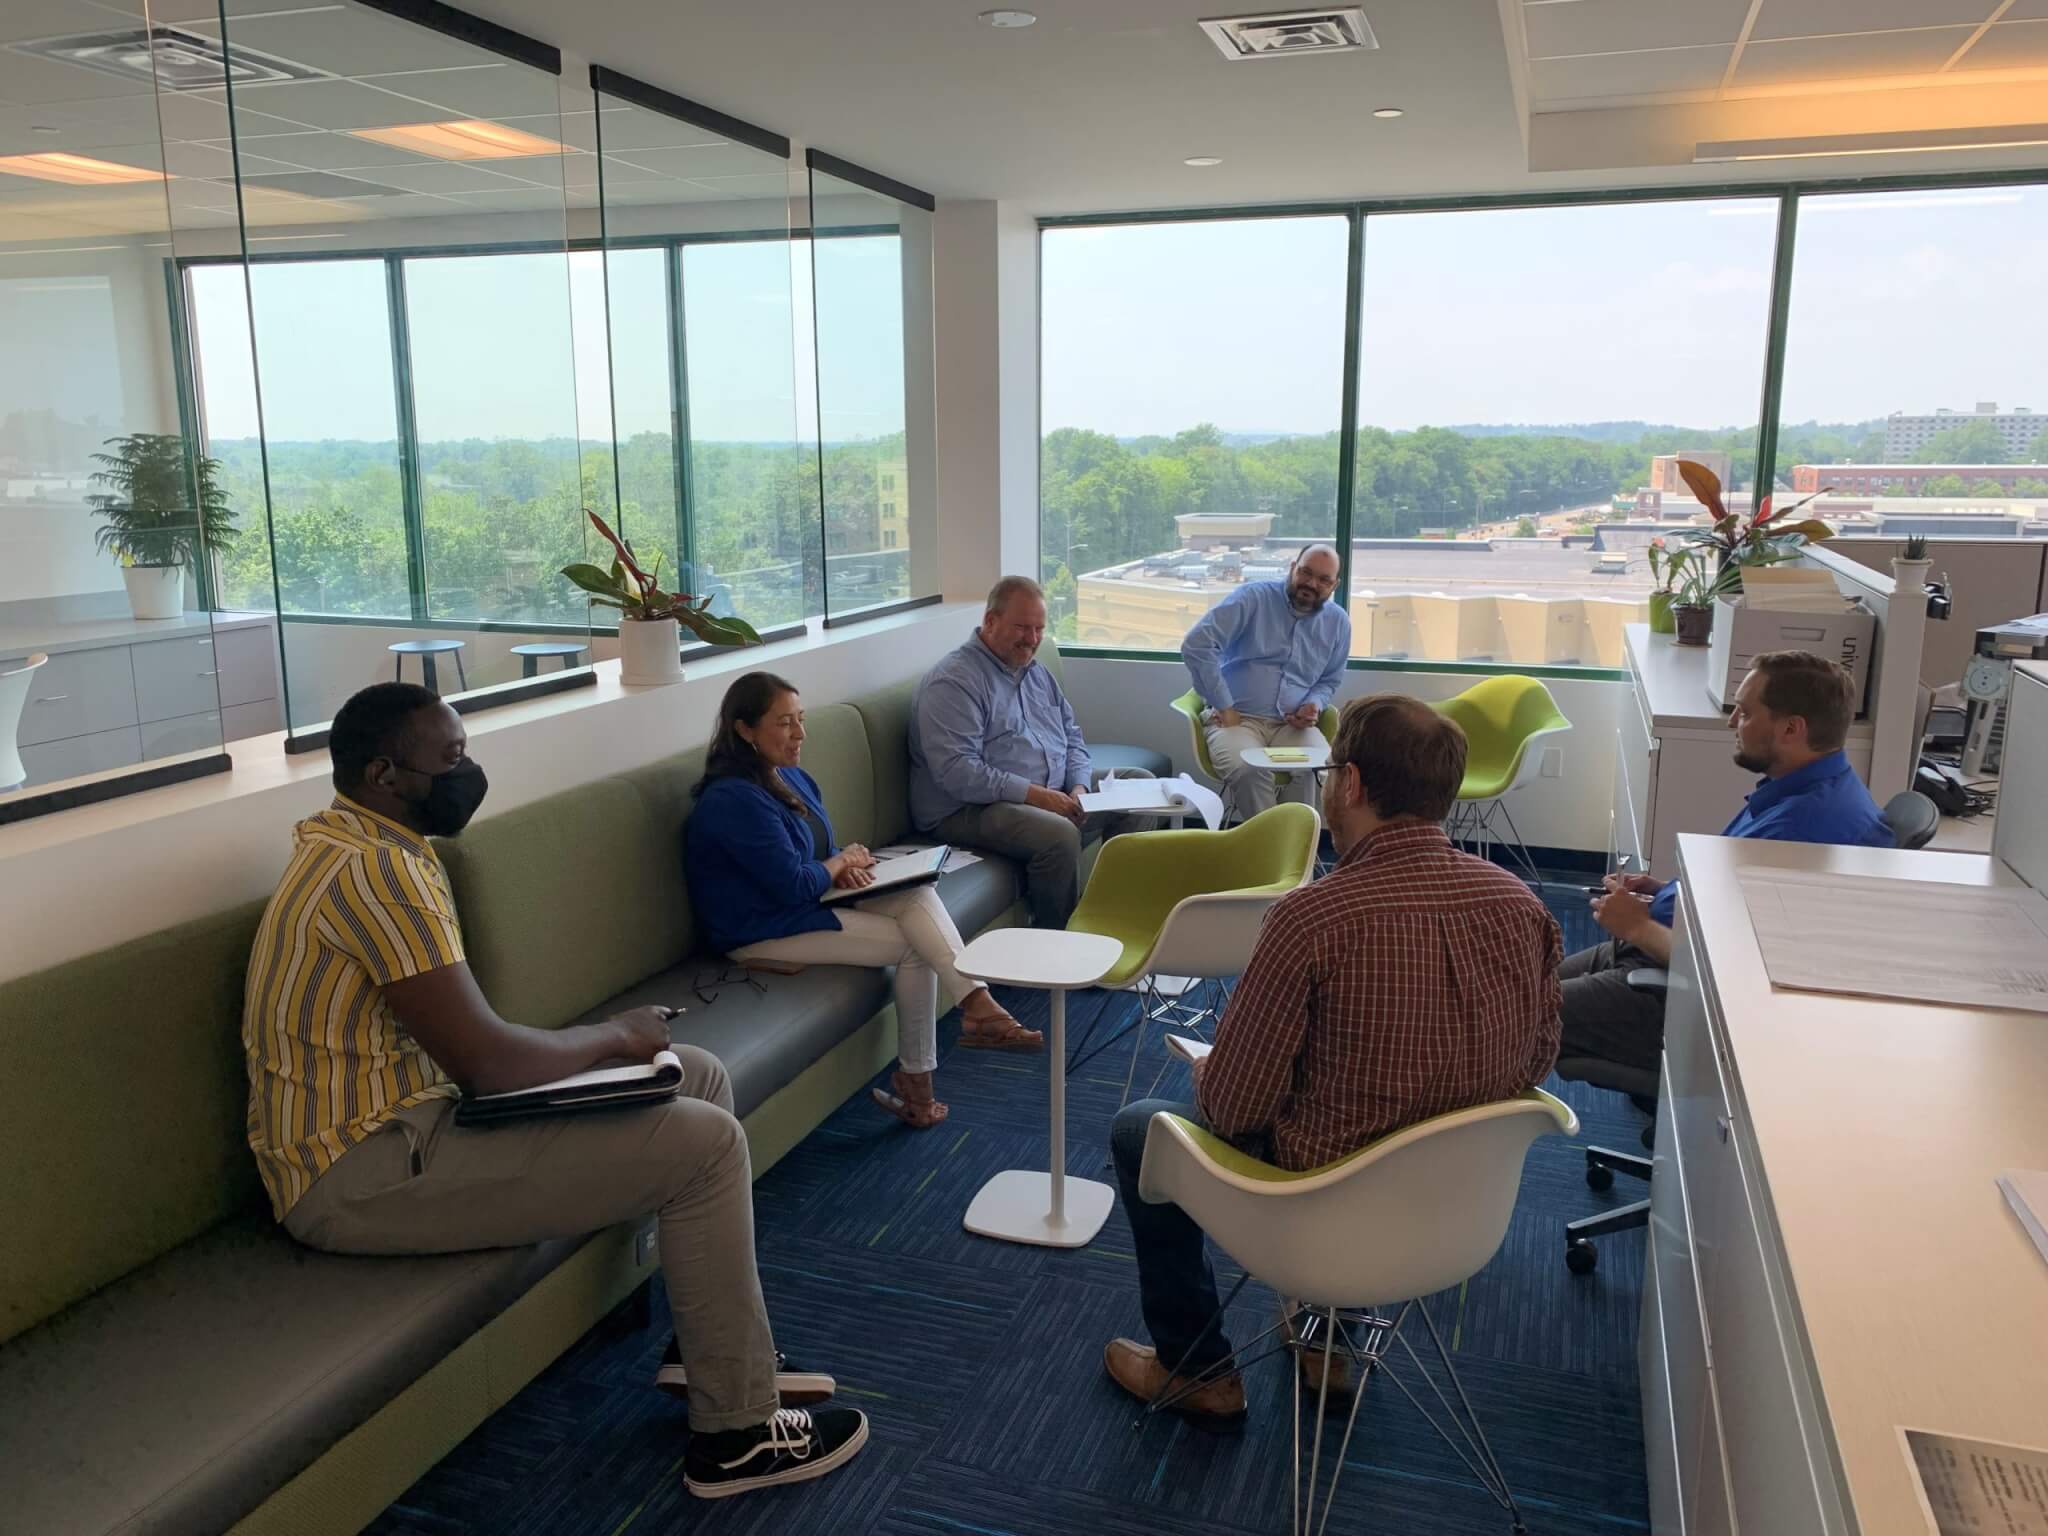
[397, 756, 489, 837]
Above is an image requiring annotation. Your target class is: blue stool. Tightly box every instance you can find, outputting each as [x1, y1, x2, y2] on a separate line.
[510, 641, 589, 678]
[389, 638, 467, 693]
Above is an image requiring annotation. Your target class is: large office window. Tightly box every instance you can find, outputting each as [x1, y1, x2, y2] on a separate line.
[1772, 186, 2048, 505]
[402, 253, 591, 624]
[577, 246, 680, 576]
[1351, 198, 1778, 667]
[1039, 214, 1349, 647]
[191, 260, 411, 618]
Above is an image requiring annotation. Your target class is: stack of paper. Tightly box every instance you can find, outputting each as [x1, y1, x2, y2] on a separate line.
[1999, 1170, 2048, 1270]
[1735, 566, 1857, 612]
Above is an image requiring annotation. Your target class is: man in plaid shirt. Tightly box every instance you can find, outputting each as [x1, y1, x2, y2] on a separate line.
[1103, 695, 1562, 1428]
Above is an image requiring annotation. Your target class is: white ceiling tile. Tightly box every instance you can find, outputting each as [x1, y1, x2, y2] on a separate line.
[221, 129, 428, 171]
[1733, 25, 1978, 83]
[1749, 0, 2001, 41]
[584, 104, 726, 154]
[197, 10, 502, 78]
[0, 48, 156, 105]
[427, 186, 568, 213]
[605, 143, 782, 180]
[357, 67, 562, 123]
[1951, 18, 2048, 68]
[194, 77, 441, 131]
[1529, 44, 1734, 100]
[349, 159, 529, 194]
[1522, 0, 1753, 59]
[0, 0, 138, 45]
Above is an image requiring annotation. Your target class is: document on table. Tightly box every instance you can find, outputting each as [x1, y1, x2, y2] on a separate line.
[2001, 1169, 2048, 1271]
[1901, 1428, 2048, 1536]
[872, 843, 983, 874]
[1736, 867, 2048, 1014]
[1078, 772, 1225, 831]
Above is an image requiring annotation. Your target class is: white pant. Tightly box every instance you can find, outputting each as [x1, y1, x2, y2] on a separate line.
[729, 884, 984, 1075]
[1204, 714, 1325, 824]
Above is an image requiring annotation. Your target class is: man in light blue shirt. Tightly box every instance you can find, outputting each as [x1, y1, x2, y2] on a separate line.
[1180, 544, 1351, 823]
[1563, 650, 1893, 1074]
[910, 576, 1141, 928]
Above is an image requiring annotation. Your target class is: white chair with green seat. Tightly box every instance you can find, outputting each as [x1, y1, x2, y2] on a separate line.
[1168, 689, 1336, 819]
[1432, 675, 1571, 887]
[1136, 1089, 1580, 1536]
[1064, 803, 1320, 1110]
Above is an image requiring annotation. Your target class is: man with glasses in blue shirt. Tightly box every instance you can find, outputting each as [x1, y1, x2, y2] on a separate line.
[1562, 650, 1892, 1074]
[1180, 544, 1350, 824]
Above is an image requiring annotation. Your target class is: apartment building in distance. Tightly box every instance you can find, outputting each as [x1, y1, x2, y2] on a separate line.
[1884, 402, 2044, 458]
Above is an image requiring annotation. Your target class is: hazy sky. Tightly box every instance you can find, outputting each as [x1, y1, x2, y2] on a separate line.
[1041, 187, 2048, 438]
[190, 235, 909, 446]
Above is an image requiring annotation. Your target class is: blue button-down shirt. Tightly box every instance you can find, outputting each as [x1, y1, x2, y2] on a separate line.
[1181, 579, 1352, 720]
[1648, 749, 1893, 925]
[908, 633, 1092, 831]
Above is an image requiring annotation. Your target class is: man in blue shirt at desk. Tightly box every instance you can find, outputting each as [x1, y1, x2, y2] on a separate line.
[1180, 544, 1351, 824]
[910, 575, 1141, 928]
[1563, 649, 1893, 1073]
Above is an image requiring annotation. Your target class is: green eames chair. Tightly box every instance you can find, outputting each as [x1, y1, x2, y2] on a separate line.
[1432, 675, 1571, 888]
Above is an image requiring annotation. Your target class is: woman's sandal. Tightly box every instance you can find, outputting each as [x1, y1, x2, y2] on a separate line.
[871, 1069, 950, 1130]
[957, 1009, 1044, 1052]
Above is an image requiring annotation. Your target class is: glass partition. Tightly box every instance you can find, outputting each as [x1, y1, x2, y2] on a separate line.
[806, 155, 938, 620]
[590, 70, 813, 635]
[0, 0, 240, 815]
[191, 0, 598, 735]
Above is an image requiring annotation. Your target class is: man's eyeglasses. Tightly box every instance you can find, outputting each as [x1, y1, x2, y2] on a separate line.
[691, 964, 766, 1007]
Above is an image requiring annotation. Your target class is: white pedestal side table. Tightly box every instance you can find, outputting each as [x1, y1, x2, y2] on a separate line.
[955, 928, 1123, 1248]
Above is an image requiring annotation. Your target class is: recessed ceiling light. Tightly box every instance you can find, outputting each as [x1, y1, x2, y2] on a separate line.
[979, 9, 1037, 25]
[1185, 156, 1223, 167]
[0, 152, 166, 185]
[347, 120, 563, 161]
[1373, 107, 1404, 119]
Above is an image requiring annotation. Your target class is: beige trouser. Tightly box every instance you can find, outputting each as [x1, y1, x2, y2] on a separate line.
[285, 1045, 777, 1432]
[1204, 713, 1325, 824]
[729, 884, 985, 1074]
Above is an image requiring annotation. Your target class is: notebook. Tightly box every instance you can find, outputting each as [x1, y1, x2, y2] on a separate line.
[455, 1049, 685, 1126]
[1166, 1035, 1213, 1064]
[820, 844, 950, 904]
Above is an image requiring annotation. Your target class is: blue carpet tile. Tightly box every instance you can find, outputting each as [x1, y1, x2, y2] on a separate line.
[364, 873, 1649, 1536]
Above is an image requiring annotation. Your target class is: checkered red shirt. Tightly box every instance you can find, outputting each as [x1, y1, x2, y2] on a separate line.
[1197, 821, 1562, 1171]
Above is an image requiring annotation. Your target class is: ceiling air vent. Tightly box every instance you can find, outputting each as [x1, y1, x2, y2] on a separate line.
[12, 28, 325, 91]
[1199, 8, 1377, 61]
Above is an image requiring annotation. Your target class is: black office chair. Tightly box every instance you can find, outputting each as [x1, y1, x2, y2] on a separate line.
[1557, 968, 1666, 1275]
[1881, 789, 1940, 851]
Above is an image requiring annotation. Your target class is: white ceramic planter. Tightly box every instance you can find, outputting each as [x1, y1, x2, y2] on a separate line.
[618, 616, 685, 686]
[1891, 557, 1932, 593]
[123, 564, 185, 620]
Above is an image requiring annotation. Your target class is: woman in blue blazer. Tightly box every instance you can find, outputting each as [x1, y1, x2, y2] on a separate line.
[685, 672, 1041, 1129]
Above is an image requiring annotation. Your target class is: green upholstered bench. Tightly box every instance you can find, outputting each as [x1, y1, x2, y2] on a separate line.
[0, 682, 1019, 1536]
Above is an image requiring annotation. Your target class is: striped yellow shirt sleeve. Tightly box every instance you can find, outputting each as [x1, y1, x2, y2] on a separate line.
[321, 841, 465, 985]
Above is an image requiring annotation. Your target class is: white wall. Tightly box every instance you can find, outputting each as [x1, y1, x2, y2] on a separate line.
[1057, 653, 1625, 856]
[0, 604, 978, 984]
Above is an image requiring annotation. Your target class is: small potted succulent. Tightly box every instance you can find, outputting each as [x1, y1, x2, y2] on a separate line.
[1667, 548, 1732, 648]
[1646, 538, 1679, 635]
[561, 511, 762, 685]
[1892, 534, 1933, 592]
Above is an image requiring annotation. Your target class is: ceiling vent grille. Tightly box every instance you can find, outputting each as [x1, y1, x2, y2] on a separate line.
[12, 28, 325, 91]
[1199, 8, 1377, 61]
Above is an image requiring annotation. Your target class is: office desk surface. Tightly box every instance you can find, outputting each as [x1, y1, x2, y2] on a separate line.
[1679, 835, 2048, 1535]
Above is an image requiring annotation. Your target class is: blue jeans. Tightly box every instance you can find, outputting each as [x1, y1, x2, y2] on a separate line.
[1110, 1099, 1235, 1374]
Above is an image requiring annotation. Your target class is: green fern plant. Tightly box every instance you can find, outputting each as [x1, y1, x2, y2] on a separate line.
[86, 433, 237, 569]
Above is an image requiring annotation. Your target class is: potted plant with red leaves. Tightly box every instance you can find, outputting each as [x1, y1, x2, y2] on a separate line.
[561, 511, 761, 685]
[1673, 458, 1836, 590]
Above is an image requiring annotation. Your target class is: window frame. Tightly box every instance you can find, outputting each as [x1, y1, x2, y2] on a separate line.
[1038, 166, 2048, 679]
[169, 224, 894, 637]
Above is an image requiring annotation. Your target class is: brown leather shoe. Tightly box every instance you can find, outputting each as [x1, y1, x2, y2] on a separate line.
[1283, 1304, 1356, 1401]
[1103, 1338, 1247, 1432]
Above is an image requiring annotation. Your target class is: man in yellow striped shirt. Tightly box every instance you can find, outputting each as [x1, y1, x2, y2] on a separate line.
[243, 683, 866, 1499]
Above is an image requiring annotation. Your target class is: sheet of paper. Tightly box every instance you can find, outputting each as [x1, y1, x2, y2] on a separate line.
[1901, 1428, 2048, 1536]
[2000, 1169, 2048, 1270]
[874, 841, 983, 873]
[1079, 773, 1224, 830]
[1737, 867, 2048, 1014]
[1166, 1035, 1213, 1064]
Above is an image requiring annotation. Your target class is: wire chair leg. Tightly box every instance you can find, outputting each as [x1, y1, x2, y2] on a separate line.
[1373, 1299, 1528, 1533]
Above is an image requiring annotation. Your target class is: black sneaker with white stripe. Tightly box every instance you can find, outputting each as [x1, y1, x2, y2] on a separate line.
[655, 1339, 835, 1406]
[684, 1406, 869, 1499]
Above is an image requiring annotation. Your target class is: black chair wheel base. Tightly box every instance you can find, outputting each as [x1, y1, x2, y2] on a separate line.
[1586, 1163, 1615, 1193]
[1566, 1238, 1599, 1275]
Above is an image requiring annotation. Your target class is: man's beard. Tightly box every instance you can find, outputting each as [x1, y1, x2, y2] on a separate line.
[1289, 584, 1324, 614]
[1733, 746, 1771, 774]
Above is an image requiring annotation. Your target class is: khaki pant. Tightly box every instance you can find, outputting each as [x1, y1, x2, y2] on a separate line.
[731, 884, 986, 1074]
[933, 797, 1143, 929]
[286, 1045, 777, 1432]
[1204, 714, 1325, 824]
